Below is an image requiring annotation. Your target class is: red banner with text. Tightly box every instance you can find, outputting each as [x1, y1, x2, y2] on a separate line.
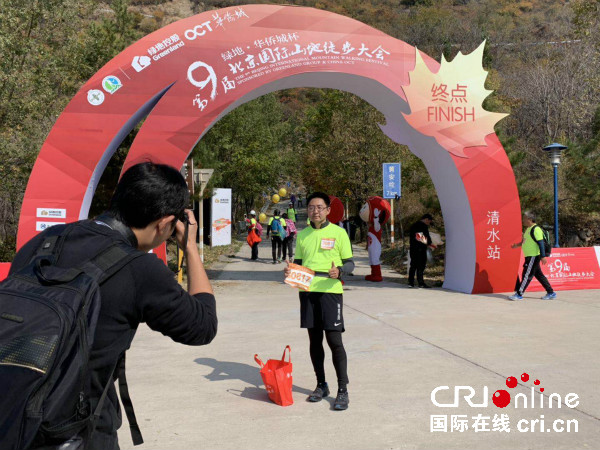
[519, 247, 600, 292]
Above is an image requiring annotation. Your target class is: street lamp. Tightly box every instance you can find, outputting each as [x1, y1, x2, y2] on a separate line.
[542, 143, 567, 248]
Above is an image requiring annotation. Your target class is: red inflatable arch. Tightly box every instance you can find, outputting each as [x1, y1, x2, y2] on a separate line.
[15, 5, 522, 293]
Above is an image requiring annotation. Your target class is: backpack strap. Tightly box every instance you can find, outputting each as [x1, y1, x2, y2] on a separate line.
[90, 359, 121, 438]
[81, 244, 143, 284]
[89, 353, 143, 446]
[28, 223, 72, 265]
[529, 225, 550, 257]
[529, 225, 540, 241]
[94, 213, 138, 248]
[117, 353, 143, 445]
[33, 243, 143, 286]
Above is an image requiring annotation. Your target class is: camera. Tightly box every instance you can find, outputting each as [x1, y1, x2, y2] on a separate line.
[177, 211, 190, 224]
[171, 211, 190, 238]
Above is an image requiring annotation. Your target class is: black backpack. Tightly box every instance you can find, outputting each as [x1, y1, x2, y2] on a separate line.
[530, 225, 553, 256]
[0, 224, 144, 449]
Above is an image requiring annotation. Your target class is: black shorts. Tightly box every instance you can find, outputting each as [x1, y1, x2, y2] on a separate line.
[299, 292, 344, 332]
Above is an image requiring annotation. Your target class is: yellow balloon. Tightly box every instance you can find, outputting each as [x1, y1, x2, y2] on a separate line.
[278, 188, 287, 198]
[272, 194, 280, 203]
[259, 213, 267, 223]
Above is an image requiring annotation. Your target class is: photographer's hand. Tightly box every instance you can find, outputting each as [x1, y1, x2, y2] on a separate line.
[174, 210, 198, 252]
[175, 210, 213, 295]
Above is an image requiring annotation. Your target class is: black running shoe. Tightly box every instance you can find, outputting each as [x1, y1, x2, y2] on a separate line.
[333, 390, 349, 410]
[419, 284, 432, 289]
[308, 383, 330, 402]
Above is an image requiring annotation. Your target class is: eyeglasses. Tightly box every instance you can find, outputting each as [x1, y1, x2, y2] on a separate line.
[307, 206, 328, 212]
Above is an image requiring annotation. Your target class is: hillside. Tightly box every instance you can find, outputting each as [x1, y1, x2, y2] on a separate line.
[0, 0, 598, 259]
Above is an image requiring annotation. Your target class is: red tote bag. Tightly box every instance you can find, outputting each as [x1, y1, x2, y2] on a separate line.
[254, 345, 293, 406]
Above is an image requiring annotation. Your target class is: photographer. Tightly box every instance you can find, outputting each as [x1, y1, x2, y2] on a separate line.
[9, 162, 217, 450]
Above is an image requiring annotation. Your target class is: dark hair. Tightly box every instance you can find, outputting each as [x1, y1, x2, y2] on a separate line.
[421, 213, 434, 221]
[108, 162, 189, 228]
[282, 213, 288, 219]
[274, 209, 280, 216]
[307, 192, 330, 207]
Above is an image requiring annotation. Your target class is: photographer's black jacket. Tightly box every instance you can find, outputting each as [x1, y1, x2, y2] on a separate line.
[10, 218, 217, 449]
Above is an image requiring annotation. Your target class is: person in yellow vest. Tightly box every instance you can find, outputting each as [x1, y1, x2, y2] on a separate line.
[267, 210, 287, 264]
[286, 202, 297, 223]
[509, 211, 555, 300]
[284, 192, 354, 410]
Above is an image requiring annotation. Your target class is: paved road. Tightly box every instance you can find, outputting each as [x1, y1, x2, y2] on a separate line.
[118, 206, 600, 449]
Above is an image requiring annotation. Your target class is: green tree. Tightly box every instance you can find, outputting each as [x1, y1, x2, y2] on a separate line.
[298, 90, 438, 228]
[563, 106, 600, 215]
[0, 0, 142, 259]
[192, 94, 294, 221]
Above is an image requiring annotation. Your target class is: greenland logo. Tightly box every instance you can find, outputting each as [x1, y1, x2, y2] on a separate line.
[132, 55, 151, 72]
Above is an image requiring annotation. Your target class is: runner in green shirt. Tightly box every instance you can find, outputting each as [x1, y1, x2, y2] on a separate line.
[284, 192, 355, 410]
[286, 202, 297, 223]
[509, 211, 555, 300]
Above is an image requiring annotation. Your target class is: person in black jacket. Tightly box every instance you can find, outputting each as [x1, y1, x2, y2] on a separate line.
[408, 213, 434, 288]
[9, 162, 217, 450]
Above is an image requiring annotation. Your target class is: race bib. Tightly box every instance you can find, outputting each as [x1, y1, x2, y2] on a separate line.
[320, 238, 335, 250]
[285, 263, 315, 291]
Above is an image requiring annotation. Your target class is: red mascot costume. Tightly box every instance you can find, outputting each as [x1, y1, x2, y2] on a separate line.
[359, 197, 391, 282]
[328, 195, 345, 225]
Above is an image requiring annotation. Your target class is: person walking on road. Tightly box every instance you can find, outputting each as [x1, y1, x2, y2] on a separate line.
[246, 210, 261, 261]
[509, 211, 556, 300]
[284, 192, 355, 411]
[408, 214, 434, 288]
[286, 202, 297, 223]
[282, 212, 297, 262]
[267, 209, 286, 264]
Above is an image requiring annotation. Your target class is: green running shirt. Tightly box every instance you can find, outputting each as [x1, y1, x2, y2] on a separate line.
[295, 222, 352, 293]
[522, 225, 544, 257]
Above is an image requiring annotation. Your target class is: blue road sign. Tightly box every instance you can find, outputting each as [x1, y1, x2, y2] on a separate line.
[382, 163, 401, 199]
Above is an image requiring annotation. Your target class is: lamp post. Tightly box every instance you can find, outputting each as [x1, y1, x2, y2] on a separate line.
[542, 143, 567, 248]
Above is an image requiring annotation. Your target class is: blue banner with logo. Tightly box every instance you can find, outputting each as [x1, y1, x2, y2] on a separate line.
[382, 163, 401, 199]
